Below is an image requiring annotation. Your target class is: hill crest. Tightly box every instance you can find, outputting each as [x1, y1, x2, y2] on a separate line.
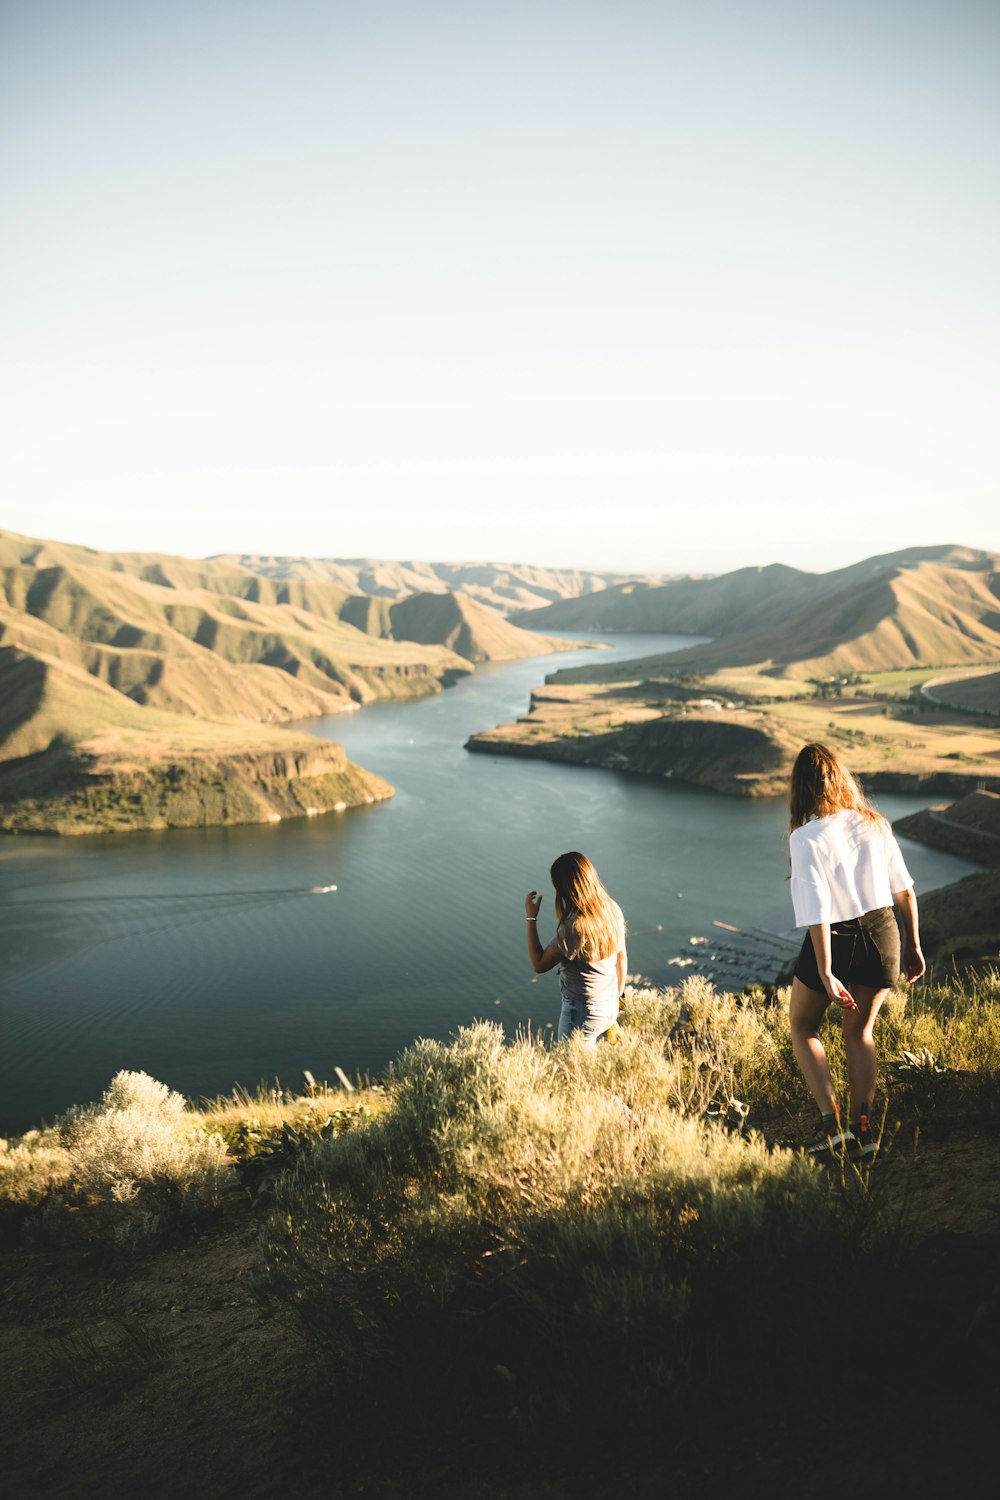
[523, 545, 1000, 681]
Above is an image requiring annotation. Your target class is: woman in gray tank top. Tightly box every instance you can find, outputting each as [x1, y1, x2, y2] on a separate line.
[524, 851, 628, 1044]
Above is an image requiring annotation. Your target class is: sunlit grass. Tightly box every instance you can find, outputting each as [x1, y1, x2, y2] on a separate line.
[2, 970, 996, 1257]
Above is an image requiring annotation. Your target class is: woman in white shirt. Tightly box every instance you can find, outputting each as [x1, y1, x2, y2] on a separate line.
[788, 743, 925, 1156]
[524, 851, 627, 1044]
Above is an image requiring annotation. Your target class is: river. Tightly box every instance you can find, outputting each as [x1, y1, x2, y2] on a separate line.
[0, 633, 983, 1133]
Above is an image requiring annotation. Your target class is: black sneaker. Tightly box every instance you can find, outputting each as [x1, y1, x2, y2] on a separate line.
[851, 1112, 877, 1158]
[805, 1113, 855, 1155]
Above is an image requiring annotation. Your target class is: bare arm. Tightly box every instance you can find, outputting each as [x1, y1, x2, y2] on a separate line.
[616, 946, 627, 998]
[894, 888, 925, 981]
[807, 923, 857, 1009]
[524, 891, 561, 974]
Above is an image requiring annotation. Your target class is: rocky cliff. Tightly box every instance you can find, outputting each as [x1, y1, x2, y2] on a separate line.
[0, 736, 393, 835]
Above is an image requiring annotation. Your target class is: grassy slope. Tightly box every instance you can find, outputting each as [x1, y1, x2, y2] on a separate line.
[2, 973, 998, 1499]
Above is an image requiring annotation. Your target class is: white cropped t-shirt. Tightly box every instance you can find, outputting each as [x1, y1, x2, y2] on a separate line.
[789, 809, 913, 927]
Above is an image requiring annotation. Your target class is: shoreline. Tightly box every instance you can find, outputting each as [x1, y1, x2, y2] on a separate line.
[0, 737, 395, 837]
[466, 713, 1000, 801]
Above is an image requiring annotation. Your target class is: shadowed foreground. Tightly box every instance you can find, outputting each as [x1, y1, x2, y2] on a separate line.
[2, 974, 998, 1498]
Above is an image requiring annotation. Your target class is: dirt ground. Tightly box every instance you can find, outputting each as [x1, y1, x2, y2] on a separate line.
[2, 1127, 999, 1500]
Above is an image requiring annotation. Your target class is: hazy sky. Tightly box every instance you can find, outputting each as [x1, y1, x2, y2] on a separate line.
[2, 0, 997, 574]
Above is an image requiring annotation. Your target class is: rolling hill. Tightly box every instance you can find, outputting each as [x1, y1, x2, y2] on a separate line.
[0, 531, 572, 833]
[514, 545, 1000, 680]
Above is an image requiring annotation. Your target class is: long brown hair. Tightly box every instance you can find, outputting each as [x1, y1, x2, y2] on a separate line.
[550, 851, 625, 961]
[789, 742, 886, 832]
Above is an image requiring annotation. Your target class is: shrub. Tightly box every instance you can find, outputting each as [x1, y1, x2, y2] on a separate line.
[0, 1128, 72, 1209]
[62, 1071, 233, 1244]
[624, 976, 798, 1112]
[259, 1019, 883, 1445]
[2, 1070, 236, 1248]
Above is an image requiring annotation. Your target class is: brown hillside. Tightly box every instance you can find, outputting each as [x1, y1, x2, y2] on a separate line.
[0, 562, 471, 743]
[918, 869, 1000, 967]
[547, 550, 1000, 686]
[512, 562, 810, 634]
[0, 531, 573, 834]
[671, 561, 1000, 677]
[0, 533, 574, 752]
[387, 591, 557, 662]
[895, 791, 1000, 871]
[922, 667, 1000, 714]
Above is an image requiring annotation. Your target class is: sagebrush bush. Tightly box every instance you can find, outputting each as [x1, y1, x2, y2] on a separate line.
[3, 968, 995, 1262]
[0, 1071, 236, 1248]
[623, 976, 798, 1111]
[261, 970, 1000, 1442]
[62, 1070, 233, 1243]
[259, 1018, 884, 1442]
[645, 969, 1000, 1121]
[0, 1128, 72, 1206]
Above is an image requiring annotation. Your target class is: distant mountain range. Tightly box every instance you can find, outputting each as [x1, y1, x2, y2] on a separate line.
[220, 554, 668, 616]
[0, 531, 586, 832]
[515, 544, 1000, 687]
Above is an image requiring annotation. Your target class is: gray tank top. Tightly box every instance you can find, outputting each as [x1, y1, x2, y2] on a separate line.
[556, 915, 620, 1006]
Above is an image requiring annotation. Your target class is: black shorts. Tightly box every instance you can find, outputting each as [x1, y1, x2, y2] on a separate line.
[794, 907, 901, 993]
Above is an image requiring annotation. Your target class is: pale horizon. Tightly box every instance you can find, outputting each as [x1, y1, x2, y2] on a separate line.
[6, 515, 997, 583]
[2, 0, 998, 575]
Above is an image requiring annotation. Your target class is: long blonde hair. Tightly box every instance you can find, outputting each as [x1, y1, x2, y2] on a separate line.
[550, 851, 625, 961]
[789, 742, 887, 832]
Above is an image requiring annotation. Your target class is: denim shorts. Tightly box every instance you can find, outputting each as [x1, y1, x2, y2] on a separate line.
[557, 994, 620, 1045]
[794, 907, 901, 993]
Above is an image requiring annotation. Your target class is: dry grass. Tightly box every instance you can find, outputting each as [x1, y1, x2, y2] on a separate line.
[252, 971, 1000, 1447]
[262, 982, 970, 1439]
[195, 1080, 388, 1139]
[0, 1071, 234, 1248]
[2, 969, 998, 1495]
[0, 1129, 72, 1207]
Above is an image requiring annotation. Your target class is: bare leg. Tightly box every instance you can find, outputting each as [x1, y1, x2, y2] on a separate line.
[840, 984, 889, 1118]
[789, 977, 838, 1115]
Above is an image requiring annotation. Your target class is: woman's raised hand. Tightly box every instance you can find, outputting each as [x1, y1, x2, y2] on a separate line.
[524, 891, 542, 919]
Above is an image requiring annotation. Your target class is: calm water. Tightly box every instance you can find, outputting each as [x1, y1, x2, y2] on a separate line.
[0, 632, 983, 1132]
